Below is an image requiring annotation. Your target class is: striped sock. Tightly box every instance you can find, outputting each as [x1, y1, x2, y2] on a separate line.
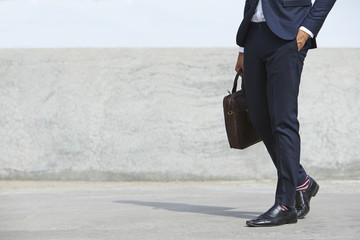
[280, 205, 288, 211]
[297, 176, 309, 191]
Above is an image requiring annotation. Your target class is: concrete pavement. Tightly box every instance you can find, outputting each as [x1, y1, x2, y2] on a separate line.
[0, 180, 359, 240]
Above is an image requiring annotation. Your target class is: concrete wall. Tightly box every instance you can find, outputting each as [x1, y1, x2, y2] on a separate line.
[0, 48, 359, 181]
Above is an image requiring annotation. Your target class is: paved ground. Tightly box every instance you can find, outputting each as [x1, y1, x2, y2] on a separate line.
[0, 180, 359, 240]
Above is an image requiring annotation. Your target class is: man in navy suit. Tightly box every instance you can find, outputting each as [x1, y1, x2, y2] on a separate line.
[235, 0, 336, 226]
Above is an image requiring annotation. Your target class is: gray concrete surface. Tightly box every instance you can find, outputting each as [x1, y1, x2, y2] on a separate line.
[0, 48, 359, 181]
[0, 180, 359, 240]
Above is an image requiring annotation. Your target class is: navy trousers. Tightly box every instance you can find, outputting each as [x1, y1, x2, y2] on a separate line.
[243, 23, 310, 206]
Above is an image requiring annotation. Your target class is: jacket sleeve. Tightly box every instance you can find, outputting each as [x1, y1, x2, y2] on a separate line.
[301, 0, 336, 37]
[244, 0, 251, 17]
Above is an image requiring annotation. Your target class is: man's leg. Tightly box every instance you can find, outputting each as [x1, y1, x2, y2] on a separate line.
[263, 30, 309, 207]
[244, 23, 308, 202]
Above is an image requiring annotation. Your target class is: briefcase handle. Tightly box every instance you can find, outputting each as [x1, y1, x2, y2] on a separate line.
[231, 70, 244, 94]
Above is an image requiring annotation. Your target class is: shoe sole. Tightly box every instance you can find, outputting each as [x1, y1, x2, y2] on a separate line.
[246, 218, 298, 227]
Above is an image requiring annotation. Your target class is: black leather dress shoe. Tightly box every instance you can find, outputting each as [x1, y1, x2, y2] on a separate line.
[246, 204, 297, 227]
[295, 176, 319, 219]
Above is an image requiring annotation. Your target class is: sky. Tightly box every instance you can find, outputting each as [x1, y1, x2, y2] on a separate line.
[0, 0, 359, 48]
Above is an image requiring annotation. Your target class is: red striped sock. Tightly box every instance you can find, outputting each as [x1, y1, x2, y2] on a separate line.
[297, 176, 309, 191]
[280, 205, 288, 211]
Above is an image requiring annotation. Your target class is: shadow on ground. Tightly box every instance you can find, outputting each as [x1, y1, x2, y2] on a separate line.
[115, 200, 260, 219]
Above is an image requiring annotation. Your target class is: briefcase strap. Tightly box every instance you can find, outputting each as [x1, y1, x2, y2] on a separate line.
[231, 70, 244, 94]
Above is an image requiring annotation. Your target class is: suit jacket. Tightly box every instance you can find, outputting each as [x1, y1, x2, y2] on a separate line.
[236, 0, 336, 49]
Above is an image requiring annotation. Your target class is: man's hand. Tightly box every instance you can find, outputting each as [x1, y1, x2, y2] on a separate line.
[235, 52, 244, 75]
[296, 29, 310, 51]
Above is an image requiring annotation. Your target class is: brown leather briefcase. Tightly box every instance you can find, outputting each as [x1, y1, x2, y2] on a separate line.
[223, 71, 261, 149]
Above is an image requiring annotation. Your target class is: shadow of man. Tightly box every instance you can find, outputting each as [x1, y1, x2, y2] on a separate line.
[115, 200, 260, 219]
